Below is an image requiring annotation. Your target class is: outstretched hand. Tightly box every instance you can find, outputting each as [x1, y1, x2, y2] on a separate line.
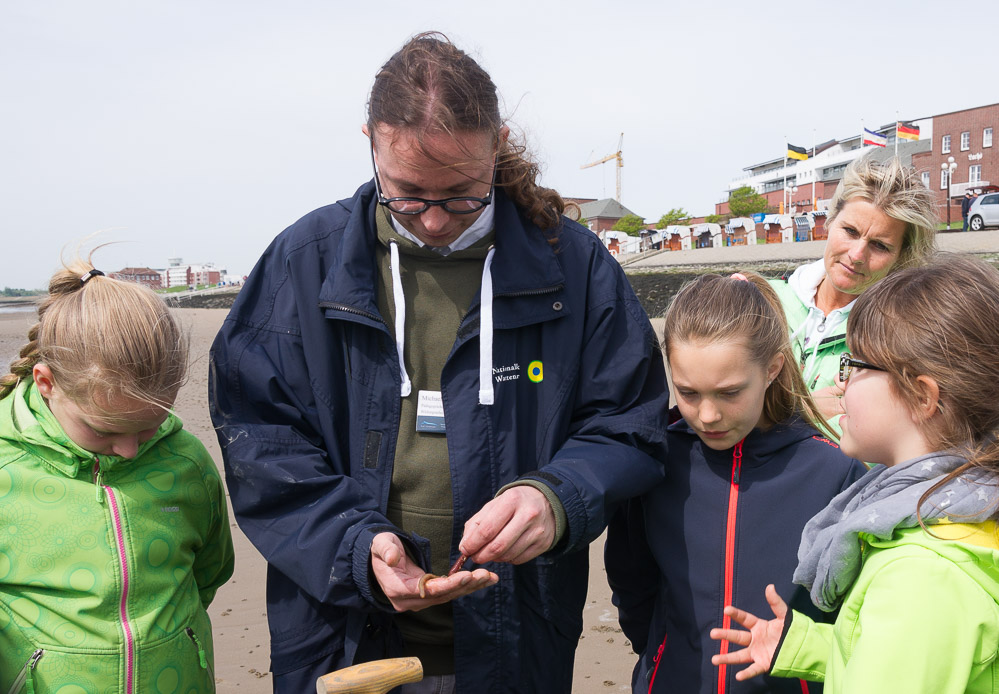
[709, 584, 788, 681]
[370, 533, 498, 612]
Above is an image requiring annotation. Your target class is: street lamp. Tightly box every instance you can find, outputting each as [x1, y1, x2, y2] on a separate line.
[941, 156, 957, 228]
[787, 185, 799, 214]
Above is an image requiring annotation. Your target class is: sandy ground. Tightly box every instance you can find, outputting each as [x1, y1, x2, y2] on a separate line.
[0, 307, 642, 693]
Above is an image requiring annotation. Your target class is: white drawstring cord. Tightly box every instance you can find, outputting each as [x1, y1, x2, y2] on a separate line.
[478, 247, 496, 406]
[389, 241, 412, 397]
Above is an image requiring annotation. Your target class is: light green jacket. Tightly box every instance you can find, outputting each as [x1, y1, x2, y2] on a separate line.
[0, 381, 235, 693]
[772, 522, 999, 693]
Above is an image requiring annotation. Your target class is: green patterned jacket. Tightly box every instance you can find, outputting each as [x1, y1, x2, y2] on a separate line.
[0, 380, 234, 693]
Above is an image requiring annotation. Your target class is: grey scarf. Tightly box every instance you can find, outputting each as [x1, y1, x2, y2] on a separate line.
[794, 451, 998, 611]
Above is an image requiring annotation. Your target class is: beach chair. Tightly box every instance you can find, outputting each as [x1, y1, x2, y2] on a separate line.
[316, 657, 423, 694]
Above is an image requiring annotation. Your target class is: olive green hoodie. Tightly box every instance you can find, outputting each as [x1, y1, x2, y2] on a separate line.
[0, 380, 234, 693]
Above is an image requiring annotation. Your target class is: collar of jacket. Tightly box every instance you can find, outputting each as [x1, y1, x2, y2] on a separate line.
[1, 379, 180, 477]
[318, 181, 567, 328]
[666, 406, 825, 468]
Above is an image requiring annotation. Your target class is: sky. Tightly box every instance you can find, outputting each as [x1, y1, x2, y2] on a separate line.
[2, 0, 996, 289]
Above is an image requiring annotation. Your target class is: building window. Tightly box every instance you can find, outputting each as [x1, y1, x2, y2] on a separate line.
[942, 134, 951, 153]
[986, 128, 993, 148]
[971, 165, 982, 184]
[941, 170, 948, 190]
[961, 132, 971, 151]
[921, 171, 931, 189]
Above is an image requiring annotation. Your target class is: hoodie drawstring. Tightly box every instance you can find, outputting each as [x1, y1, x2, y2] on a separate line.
[388, 241, 496, 406]
[389, 241, 412, 398]
[478, 246, 496, 405]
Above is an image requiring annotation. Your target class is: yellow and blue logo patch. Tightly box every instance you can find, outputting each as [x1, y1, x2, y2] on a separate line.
[527, 360, 543, 383]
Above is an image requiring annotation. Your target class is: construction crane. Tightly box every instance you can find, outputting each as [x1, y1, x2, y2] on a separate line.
[581, 132, 624, 203]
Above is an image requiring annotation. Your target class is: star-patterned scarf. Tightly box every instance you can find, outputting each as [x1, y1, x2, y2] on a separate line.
[794, 451, 999, 611]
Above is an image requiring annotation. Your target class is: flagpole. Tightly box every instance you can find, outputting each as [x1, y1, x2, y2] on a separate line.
[897, 111, 902, 156]
[812, 128, 816, 213]
[783, 136, 788, 215]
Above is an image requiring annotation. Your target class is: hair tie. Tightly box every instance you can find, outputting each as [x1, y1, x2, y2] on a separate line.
[80, 269, 105, 284]
[730, 273, 749, 282]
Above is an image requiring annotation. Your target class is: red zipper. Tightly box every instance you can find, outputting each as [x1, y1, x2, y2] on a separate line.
[716, 440, 744, 694]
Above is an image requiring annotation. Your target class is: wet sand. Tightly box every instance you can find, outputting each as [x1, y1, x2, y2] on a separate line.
[0, 307, 640, 692]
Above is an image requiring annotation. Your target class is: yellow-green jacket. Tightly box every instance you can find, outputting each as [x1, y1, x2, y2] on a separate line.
[0, 381, 234, 693]
[772, 522, 999, 693]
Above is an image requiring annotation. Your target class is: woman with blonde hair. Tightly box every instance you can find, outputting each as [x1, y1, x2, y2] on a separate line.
[0, 257, 234, 692]
[770, 155, 937, 428]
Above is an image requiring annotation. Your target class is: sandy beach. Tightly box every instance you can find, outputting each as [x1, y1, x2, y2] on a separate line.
[0, 306, 640, 693]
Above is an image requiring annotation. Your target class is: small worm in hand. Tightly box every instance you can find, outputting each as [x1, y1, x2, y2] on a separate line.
[417, 554, 470, 598]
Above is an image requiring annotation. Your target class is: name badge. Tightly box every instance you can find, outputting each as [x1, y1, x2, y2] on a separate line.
[416, 390, 446, 433]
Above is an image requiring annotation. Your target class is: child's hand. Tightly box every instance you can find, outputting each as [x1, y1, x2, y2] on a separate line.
[709, 584, 787, 681]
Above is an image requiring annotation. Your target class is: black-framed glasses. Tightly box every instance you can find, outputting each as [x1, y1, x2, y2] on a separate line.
[839, 352, 887, 383]
[369, 142, 498, 215]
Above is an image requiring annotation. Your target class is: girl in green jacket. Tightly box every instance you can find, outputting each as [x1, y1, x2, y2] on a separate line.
[711, 254, 999, 694]
[0, 258, 234, 693]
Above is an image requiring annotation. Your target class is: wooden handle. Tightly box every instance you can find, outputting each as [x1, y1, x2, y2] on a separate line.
[316, 657, 423, 694]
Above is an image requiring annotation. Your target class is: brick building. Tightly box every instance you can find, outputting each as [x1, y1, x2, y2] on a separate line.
[911, 103, 998, 226]
[719, 102, 998, 228]
[109, 267, 163, 289]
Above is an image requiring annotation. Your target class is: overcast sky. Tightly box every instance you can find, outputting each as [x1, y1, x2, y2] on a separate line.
[2, 0, 995, 289]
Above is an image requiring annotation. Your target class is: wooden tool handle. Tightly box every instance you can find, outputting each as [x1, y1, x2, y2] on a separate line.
[316, 657, 423, 694]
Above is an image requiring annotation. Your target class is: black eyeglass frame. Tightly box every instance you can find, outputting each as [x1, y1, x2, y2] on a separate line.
[839, 352, 887, 383]
[369, 141, 499, 216]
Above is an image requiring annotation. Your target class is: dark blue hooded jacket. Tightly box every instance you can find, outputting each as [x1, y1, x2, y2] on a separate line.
[606, 408, 867, 694]
[209, 183, 669, 692]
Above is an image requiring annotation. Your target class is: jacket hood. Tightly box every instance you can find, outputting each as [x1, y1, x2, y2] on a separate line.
[666, 405, 831, 467]
[0, 379, 183, 477]
[870, 521, 999, 604]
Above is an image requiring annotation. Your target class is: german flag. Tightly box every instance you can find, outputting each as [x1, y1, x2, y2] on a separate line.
[787, 144, 808, 161]
[897, 122, 920, 141]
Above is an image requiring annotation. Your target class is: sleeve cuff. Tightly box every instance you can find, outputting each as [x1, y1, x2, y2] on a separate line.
[496, 480, 568, 550]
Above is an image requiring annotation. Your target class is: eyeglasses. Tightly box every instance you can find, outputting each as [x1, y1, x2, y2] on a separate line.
[839, 352, 887, 382]
[369, 141, 498, 215]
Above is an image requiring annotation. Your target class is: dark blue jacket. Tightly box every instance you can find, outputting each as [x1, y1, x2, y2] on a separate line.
[209, 183, 669, 692]
[606, 409, 867, 694]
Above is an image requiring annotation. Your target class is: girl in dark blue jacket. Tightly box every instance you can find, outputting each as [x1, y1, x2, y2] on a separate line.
[606, 272, 867, 694]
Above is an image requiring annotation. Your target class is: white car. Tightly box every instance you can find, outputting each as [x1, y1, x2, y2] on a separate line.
[968, 193, 999, 231]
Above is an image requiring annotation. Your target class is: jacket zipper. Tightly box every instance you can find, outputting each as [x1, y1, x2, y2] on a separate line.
[646, 632, 667, 693]
[716, 440, 744, 694]
[6, 649, 43, 694]
[318, 302, 386, 325]
[186, 627, 215, 683]
[98, 459, 136, 694]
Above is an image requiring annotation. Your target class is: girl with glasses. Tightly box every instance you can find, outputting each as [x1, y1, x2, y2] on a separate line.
[711, 254, 999, 694]
[606, 272, 866, 694]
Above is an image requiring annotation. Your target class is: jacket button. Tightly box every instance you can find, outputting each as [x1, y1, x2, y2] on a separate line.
[552, 301, 563, 311]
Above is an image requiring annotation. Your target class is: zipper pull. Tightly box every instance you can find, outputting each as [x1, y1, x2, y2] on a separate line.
[186, 627, 209, 669]
[93, 457, 105, 503]
[732, 441, 744, 485]
[10, 649, 44, 694]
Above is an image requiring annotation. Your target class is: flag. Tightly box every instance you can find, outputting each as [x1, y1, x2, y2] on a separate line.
[897, 122, 920, 141]
[863, 128, 887, 147]
[787, 144, 808, 161]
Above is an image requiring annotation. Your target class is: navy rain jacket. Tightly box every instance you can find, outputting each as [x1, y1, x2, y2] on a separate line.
[606, 409, 867, 694]
[209, 183, 670, 692]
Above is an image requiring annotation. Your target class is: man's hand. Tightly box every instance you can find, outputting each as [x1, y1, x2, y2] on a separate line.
[459, 486, 556, 565]
[813, 373, 847, 421]
[370, 532, 497, 612]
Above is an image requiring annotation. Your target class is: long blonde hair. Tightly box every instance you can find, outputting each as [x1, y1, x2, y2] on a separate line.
[0, 255, 187, 419]
[663, 272, 834, 439]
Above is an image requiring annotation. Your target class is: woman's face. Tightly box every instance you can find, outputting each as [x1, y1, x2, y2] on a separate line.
[823, 199, 907, 299]
[669, 339, 782, 451]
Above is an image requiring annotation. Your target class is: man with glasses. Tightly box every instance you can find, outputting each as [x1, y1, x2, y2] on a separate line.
[210, 33, 668, 693]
